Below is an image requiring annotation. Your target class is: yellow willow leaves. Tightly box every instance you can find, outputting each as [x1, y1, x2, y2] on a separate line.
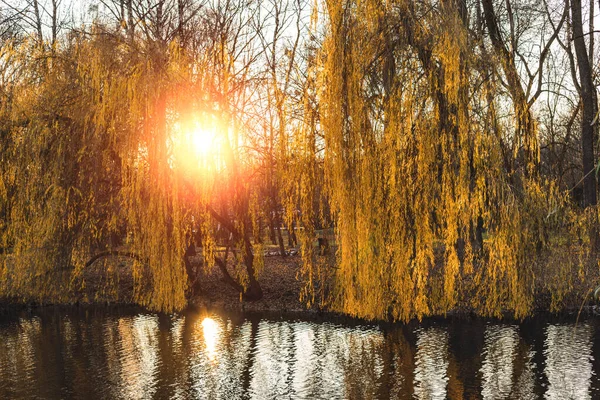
[2, 2, 599, 319]
[300, 0, 597, 322]
[84, 38, 192, 312]
[0, 33, 193, 312]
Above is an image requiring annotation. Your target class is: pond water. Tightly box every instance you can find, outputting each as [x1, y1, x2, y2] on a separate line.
[1, 307, 599, 399]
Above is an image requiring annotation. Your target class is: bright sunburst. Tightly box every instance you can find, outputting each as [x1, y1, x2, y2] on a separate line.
[190, 124, 216, 157]
[170, 115, 223, 173]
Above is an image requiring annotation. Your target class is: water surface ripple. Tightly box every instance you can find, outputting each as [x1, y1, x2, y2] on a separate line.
[1, 308, 600, 399]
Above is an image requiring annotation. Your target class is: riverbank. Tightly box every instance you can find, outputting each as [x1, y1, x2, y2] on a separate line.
[189, 252, 600, 322]
[190, 254, 310, 313]
[2, 251, 600, 322]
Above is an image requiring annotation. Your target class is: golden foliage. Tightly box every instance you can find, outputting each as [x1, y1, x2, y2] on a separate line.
[0, 2, 598, 320]
[296, 0, 598, 321]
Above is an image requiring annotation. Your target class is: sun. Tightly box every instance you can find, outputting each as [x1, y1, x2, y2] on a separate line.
[169, 114, 223, 174]
[190, 124, 216, 156]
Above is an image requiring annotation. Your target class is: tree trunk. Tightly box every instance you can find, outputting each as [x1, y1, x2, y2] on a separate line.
[288, 220, 298, 247]
[268, 215, 276, 244]
[184, 242, 201, 296]
[241, 232, 263, 300]
[127, 0, 134, 39]
[32, 0, 43, 45]
[571, 0, 598, 206]
[208, 206, 263, 301]
[273, 208, 287, 257]
[51, 0, 57, 49]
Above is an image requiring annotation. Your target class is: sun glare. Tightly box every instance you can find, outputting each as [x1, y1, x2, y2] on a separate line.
[191, 125, 216, 156]
[170, 114, 224, 174]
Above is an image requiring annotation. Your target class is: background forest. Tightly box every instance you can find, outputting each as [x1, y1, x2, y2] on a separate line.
[1, 0, 600, 322]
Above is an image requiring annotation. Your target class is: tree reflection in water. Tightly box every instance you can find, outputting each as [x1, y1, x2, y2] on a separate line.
[1, 309, 600, 399]
[544, 324, 593, 399]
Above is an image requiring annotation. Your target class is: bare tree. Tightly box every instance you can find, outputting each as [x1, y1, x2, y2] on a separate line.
[480, 0, 567, 175]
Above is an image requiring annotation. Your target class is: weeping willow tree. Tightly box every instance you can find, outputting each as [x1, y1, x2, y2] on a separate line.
[0, 3, 265, 309]
[0, 38, 86, 303]
[298, 0, 596, 321]
[0, 28, 188, 310]
[0, 0, 281, 310]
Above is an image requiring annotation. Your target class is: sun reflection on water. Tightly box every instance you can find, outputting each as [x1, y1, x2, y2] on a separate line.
[201, 317, 220, 362]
